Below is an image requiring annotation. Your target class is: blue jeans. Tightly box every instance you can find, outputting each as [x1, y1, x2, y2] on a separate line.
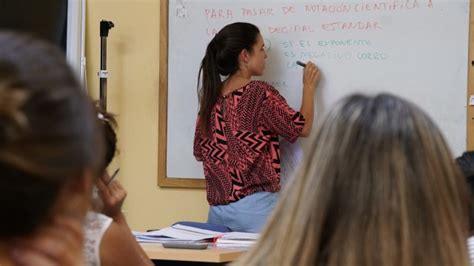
[208, 192, 278, 233]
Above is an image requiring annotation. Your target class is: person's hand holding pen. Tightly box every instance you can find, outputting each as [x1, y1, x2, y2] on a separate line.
[96, 168, 127, 223]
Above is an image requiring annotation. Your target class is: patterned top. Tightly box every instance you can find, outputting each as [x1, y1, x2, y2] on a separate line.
[83, 211, 113, 266]
[194, 80, 305, 205]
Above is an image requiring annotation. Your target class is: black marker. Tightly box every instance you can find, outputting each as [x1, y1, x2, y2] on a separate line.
[296, 60, 306, 67]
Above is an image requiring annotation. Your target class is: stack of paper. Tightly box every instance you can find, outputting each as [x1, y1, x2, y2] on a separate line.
[215, 232, 259, 248]
[134, 224, 224, 243]
[134, 222, 260, 249]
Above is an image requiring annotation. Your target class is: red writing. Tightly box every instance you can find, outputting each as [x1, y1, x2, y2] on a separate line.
[282, 6, 296, 15]
[241, 8, 274, 17]
[204, 8, 233, 19]
[305, 3, 351, 13]
[206, 28, 219, 36]
[305, 0, 424, 13]
[322, 21, 382, 31]
[268, 25, 315, 34]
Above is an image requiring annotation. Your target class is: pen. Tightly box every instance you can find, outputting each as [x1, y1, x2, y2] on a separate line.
[107, 168, 120, 185]
[296, 60, 306, 67]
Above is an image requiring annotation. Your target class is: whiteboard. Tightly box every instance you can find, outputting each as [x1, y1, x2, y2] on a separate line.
[165, 0, 469, 182]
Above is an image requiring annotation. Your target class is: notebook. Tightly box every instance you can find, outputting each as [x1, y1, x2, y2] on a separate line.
[134, 221, 230, 243]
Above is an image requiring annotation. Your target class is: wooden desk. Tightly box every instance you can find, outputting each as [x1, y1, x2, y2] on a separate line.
[141, 243, 246, 264]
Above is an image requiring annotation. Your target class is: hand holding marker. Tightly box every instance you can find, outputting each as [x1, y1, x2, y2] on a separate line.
[296, 60, 307, 67]
[297, 60, 320, 89]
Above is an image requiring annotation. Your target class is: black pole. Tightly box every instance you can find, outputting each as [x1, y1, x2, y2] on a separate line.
[99, 20, 114, 111]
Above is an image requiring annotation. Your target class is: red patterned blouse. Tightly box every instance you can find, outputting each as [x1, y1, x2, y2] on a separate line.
[193, 81, 305, 205]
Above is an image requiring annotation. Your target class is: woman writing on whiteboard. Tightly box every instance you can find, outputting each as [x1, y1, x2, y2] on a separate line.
[193, 22, 320, 232]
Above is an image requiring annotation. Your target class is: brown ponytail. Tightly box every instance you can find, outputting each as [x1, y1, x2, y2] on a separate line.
[197, 22, 260, 135]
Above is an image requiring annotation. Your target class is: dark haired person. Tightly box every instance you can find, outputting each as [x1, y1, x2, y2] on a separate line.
[83, 111, 152, 266]
[0, 31, 150, 266]
[0, 31, 103, 265]
[193, 22, 320, 232]
[456, 151, 474, 263]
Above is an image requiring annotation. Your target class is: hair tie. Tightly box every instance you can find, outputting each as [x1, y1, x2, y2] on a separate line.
[0, 84, 29, 145]
[97, 113, 109, 122]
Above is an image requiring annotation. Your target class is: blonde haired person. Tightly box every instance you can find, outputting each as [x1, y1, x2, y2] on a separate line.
[235, 93, 470, 266]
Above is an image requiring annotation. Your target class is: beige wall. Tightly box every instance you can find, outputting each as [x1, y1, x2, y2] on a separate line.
[85, 0, 208, 231]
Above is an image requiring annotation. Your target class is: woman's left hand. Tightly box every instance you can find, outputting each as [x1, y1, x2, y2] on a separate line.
[96, 172, 127, 220]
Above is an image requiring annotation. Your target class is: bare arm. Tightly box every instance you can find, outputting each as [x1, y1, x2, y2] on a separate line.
[96, 172, 127, 220]
[96, 174, 153, 266]
[299, 61, 320, 137]
[100, 221, 153, 266]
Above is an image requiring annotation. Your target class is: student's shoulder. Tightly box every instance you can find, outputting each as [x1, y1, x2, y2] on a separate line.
[247, 80, 281, 97]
